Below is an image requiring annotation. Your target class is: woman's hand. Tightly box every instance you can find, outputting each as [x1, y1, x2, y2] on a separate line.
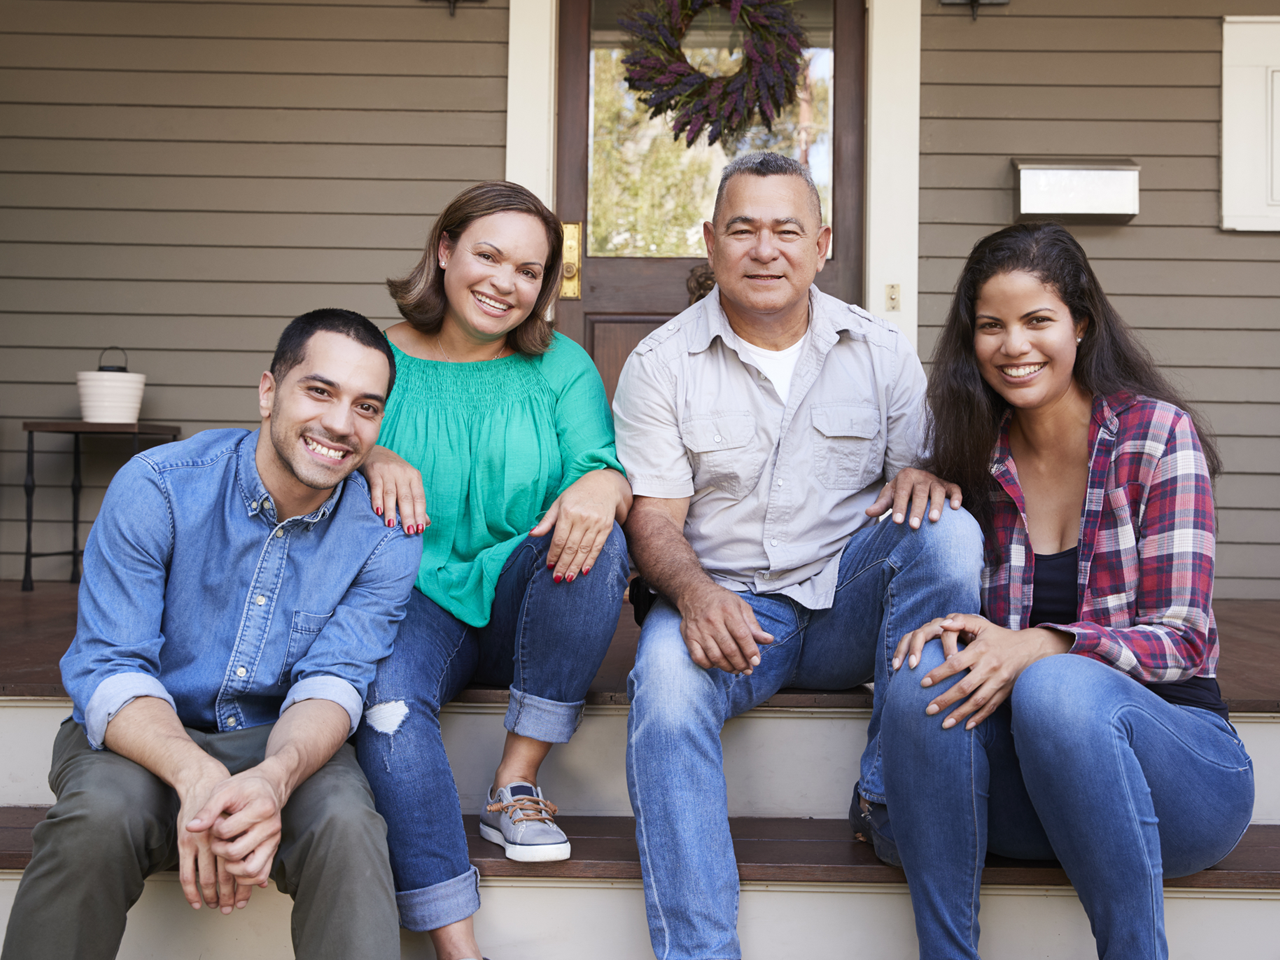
[897, 613, 1073, 730]
[532, 468, 631, 582]
[361, 445, 428, 534]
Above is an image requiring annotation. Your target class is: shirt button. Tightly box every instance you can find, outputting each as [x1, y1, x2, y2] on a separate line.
[255, 595, 265, 605]
[275, 528, 284, 538]
[250, 501, 258, 510]
[759, 372, 766, 380]
[226, 717, 237, 727]
[236, 666, 247, 678]
[770, 538, 779, 546]
[776, 479, 783, 487]
[714, 435, 723, 443]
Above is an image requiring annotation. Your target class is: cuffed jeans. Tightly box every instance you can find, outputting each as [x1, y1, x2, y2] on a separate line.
[880, 643, 1255, 960]
[626, 508, 983, 960]
[356, 525, 628, 932]
[1, 717, 398, 960]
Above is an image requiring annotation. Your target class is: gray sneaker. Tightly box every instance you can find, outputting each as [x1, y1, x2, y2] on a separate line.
[479, 782, 571, 862]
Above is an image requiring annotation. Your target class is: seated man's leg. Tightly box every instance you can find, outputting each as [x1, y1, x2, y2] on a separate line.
[270, 741, 399, 960]
[2, 719, 179, 960]
[808, 507, 983, 805]
[626, 595, 801, 960]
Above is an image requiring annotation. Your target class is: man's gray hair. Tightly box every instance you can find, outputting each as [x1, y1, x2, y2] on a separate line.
[711, 152, 824, 226]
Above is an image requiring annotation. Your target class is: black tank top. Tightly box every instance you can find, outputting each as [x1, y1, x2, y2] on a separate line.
[1030, 546, 1228, 721]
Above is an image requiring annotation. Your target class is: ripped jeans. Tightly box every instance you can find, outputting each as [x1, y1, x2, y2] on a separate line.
[354, 525, 628, 932]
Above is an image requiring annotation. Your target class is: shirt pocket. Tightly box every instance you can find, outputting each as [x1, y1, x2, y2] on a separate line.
[811, 403, 883, 491]
[682, 413, 765, 499]
[278, 610, 333, 686]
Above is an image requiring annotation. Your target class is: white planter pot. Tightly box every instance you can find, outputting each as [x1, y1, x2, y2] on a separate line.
[77, 370, 147, 423]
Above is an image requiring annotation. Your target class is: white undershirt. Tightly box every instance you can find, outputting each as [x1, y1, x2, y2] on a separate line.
[736, 330, 810, 406]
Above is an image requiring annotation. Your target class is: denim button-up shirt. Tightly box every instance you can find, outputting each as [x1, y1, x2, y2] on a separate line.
[613, 285, 928, 610]
[61, 428, 421, 749]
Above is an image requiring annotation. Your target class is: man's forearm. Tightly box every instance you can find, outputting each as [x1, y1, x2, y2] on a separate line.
[625, 507, 716, 612]
[103, 695, 226, 790]
[254, 698, 351, 806]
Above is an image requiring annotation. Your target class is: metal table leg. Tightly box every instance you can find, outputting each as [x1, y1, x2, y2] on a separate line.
[70, 432, 82, 584]
[22, 430, 35, 591]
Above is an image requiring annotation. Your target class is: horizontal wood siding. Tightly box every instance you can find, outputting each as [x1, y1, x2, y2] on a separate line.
[919, 0, 1280, 600]
[0, 0, 508, 580]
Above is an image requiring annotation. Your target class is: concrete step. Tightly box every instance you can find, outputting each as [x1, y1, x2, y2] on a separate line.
[4, 807, 1279, 960]
[5, 696, 1279, 824]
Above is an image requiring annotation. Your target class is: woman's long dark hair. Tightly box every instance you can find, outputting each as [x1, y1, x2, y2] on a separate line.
[388, 181, 564, 355]
[924, 222, 1221, 530]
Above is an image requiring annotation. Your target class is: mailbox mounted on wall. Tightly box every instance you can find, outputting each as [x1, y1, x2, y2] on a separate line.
[1011, 158, 1140, 224]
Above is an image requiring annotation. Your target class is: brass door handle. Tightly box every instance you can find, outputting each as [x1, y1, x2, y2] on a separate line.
[560, 222, 582, 300]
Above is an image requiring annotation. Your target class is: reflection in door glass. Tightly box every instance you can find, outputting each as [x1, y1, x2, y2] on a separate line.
[588, 0, 833, 258]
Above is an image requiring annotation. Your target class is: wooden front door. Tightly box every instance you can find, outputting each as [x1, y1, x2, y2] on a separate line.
[552, 0, 866, 401]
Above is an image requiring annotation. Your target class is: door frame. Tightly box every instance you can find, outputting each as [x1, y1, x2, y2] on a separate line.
[504, 0, 922, 347]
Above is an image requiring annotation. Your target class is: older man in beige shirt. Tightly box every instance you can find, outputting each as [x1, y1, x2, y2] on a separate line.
[613, 152, 984, 960]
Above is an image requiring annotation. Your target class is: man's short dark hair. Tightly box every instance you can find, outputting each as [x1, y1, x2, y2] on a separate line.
[270, 308, 397, 399]
[711, 152, 824, 227]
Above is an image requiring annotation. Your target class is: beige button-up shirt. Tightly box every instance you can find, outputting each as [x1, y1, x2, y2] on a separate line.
[613, 285, 928, 610]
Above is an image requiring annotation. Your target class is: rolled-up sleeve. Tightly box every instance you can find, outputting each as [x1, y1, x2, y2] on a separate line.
[613, 349, 694, 499]
[280, 526, 421, 734]
[61, 458, 178, 749]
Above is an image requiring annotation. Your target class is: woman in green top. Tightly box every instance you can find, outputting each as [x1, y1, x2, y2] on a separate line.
[355, 182, 632, 959]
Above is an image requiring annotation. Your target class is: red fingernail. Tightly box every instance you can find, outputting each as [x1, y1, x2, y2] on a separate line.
[547, 562, 555, 570]
[566, 573, 575, 582]
[582, 566, 591, 575]
[386, 518, 394, 527]
[553, 573, 563, 583]
[374, 506, 382, 516]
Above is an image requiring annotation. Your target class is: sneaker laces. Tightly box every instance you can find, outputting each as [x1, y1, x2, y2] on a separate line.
[486, 794, 559, 824]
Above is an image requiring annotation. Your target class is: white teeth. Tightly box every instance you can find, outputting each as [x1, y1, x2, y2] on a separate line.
[1002, 363, 1045, 378]
[475, 292, 511, 311]
[305, 438, 346, 460]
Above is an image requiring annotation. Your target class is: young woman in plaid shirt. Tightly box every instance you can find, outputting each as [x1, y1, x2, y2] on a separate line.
[864, 223, 1255, 960]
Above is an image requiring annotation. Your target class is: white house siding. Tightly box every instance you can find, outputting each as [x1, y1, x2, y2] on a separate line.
[919, 0, 1280, 600]
[0, 0, 508, 580]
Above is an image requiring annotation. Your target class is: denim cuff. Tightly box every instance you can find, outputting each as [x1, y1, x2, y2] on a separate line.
[84, 672, 175, 749]
[280, 676, 363, 736]
[395, 865, 480, 932]
[504, 687, 584, 743]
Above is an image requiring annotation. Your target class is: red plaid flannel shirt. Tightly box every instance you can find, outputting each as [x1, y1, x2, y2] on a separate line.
[981, 393, 1218, 682]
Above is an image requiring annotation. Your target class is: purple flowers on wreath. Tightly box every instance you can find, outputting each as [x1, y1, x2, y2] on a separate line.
[619, 0, 808, 147]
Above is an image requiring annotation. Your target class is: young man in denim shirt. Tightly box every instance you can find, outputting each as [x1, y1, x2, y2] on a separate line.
[2, 309, 422, 960]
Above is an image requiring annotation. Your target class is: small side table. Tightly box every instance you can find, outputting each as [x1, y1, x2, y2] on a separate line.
[22, 421, 182, 592]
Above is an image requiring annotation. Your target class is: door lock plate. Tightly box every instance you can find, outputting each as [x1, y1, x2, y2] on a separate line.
[560, 222, 582, 300]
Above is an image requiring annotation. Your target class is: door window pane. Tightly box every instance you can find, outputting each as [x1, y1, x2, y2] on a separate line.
[588, 0, 833, 258]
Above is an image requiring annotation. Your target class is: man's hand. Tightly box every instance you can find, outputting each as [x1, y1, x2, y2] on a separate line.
[172, 761, 249, 914]
[363, 444, 428, 535]
[900, 613, 1072, 730]
[185, 769, 286, 904]
[676, 580, 774, 675]
[866, 467, 962, 529]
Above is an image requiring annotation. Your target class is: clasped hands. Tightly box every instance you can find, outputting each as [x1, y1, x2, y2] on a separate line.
[893, 614, 1073, 730]
[175, 763, 287, 915]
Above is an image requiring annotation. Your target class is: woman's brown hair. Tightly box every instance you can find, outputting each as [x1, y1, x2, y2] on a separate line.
[388, 181, 565, 355]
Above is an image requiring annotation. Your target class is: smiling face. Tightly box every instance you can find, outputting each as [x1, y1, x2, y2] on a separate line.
[256, 330, 390, 517]
[973, 270, 1089, 414]
[704, 173, 830, 332]
[438, 211, 551, 347]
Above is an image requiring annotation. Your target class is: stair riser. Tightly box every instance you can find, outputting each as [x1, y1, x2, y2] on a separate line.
[5, 700, 1278, 824]
[3, 870, 1276, 960]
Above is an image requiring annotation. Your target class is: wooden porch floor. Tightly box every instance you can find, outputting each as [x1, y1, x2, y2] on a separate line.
[3, 581, 1277, 711]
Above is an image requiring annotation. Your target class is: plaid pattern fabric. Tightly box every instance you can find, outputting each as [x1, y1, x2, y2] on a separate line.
[981, 393, 1218, 682]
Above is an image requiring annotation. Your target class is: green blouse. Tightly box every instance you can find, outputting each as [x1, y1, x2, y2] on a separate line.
[379, 333, 624, 627]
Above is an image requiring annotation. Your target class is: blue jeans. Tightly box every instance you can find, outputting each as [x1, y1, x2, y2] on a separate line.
[880, 643, 1255, 960]
[355, 525, 628, 932]
[626, 508, 983, 960]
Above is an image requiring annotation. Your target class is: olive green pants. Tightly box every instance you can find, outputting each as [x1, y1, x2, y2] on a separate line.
[2, 718, 399, 960]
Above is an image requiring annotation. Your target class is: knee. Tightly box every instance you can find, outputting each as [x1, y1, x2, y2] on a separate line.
[42, 773, 173, 866]
[1011, 655, 1110, 742]
[629, 629, 718, 736]
[881, 640, 952, 736]
[290, 771, 387, 866]
[919, 507, 984, 580]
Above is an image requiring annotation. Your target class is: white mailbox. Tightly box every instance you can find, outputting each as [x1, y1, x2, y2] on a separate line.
[1012, 158, 1140, 224]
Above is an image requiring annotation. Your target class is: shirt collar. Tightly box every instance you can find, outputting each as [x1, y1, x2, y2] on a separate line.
[687, 284, 849, 355]
[236, 428, 344, 525]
